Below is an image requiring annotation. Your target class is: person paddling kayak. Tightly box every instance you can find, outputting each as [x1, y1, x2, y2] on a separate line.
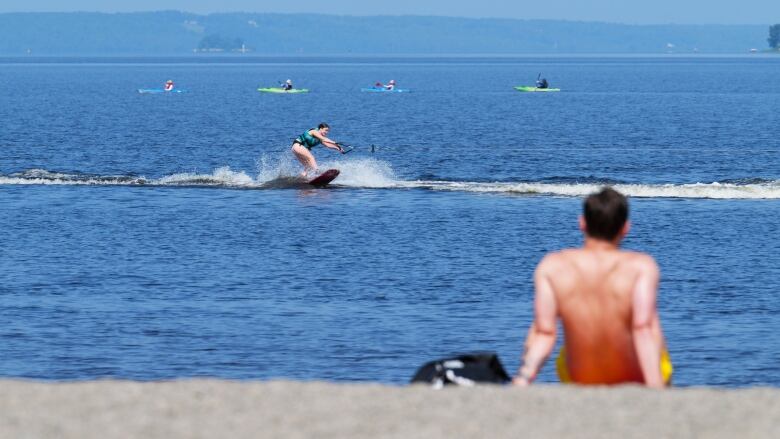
[536, 77, 549, 89]
[291, 123, 345, 177]
[281, 79, 294, 91]
[164, 80, 175, 91]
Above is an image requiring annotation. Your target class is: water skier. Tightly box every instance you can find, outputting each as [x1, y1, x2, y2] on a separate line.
[291, 123, 345, 177]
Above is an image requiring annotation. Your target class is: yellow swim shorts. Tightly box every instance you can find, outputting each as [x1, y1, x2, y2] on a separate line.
[556, 346, 673, 385]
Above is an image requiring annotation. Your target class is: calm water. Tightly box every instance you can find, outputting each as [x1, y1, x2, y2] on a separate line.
[1, 56, 779, 386]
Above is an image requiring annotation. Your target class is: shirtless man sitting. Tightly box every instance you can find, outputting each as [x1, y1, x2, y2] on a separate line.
[514, 187, 671, 388]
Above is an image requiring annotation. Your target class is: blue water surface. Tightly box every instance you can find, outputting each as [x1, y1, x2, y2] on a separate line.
[1, 55, 779, 386]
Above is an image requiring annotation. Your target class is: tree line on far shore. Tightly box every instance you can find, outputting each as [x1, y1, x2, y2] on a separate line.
[769, 24, 780, 49]
[0, 12, 770, 55]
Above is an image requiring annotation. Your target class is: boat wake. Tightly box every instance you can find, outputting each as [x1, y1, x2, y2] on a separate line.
[406, 180, 780, 199]
[3, 163, 780, 199]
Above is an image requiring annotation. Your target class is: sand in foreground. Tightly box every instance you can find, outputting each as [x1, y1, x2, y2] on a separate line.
[1, 380, 778, 438]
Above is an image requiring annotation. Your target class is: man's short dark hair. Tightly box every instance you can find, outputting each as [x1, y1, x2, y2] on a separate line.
[583, 187, 629, 241]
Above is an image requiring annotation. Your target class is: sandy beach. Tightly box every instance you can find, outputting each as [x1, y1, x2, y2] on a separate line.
[1, 380, 778, 438]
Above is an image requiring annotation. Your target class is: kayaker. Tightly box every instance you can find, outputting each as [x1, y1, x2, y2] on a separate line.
[290, 123, 345, 177]
[164, 80, 175, 91]
[384, 79, 396, 91]
[536, 77, 549, 89]
[282, 79, 293, 91]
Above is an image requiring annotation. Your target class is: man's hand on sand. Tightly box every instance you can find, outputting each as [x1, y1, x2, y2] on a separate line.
[512, 376, 531, 387]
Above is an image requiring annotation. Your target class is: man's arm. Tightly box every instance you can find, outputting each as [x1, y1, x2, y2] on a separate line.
[631, 256, 664, 388]
[514, 256, 558, 386]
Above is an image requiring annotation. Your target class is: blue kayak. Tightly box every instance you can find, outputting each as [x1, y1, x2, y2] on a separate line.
[361, 87, 409, 93]
[138, 89, 186, 94]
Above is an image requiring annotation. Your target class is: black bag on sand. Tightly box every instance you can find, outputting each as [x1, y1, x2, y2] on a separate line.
[410, 353, 511, 388]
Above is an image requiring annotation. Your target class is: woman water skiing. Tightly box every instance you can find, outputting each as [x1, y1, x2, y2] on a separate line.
[291, 123, 344, 177]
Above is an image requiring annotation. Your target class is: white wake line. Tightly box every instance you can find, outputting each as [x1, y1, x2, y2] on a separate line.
[3, 176, 780, 199]
[399, 181, 780, 199]
[0, 177, 148, 186]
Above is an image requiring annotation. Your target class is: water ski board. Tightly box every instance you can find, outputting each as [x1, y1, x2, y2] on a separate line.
[308, 169, 340, 187]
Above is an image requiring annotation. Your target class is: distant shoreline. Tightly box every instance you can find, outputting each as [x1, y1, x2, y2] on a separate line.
[0, 12, 767, 56]
[1, 53, 778, 65]
[1, 380, 778, 438]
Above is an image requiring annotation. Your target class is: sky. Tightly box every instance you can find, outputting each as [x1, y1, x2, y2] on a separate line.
[0, 1, 777, 25]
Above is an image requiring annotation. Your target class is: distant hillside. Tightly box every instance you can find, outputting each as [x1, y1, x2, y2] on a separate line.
[0, 11, 768, 55]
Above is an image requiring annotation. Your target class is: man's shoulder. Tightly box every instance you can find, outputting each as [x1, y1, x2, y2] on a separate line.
[536, 249, 579, 272]
[538, 249, 658, 272]
[619, 250, 659, 274]
[619, 250, 657, 263]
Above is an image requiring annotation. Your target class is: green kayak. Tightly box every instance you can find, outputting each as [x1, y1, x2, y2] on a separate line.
[514, 86, 561, 92]
[257, 87, 310, 93]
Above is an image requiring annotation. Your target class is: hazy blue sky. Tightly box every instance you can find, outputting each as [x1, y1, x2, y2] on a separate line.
[0, 1, 777, 25]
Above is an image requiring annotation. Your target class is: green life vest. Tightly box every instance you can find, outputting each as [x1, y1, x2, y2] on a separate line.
[296, 129, 321, 150]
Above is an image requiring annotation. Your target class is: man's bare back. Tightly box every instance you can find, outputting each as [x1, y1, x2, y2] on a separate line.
[538, 246, 662, 384]
[514, 188, 668, 388]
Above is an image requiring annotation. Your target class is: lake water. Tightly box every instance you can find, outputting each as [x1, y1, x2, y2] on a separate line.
[1, 55, 779, 386]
